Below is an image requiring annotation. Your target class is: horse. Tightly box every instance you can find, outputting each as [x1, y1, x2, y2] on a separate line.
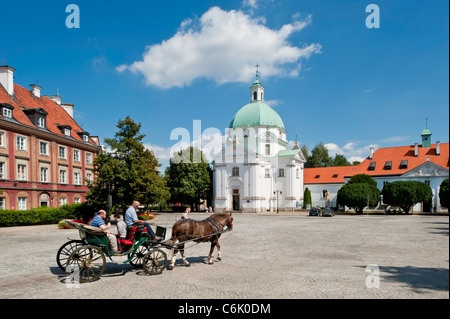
[166, 212, 233, 269]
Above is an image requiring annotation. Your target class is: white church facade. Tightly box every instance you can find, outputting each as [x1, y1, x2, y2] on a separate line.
[212, 76, 306, 213]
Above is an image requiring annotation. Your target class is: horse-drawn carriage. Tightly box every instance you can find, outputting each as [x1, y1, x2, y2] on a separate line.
[56, 213, 233, 283]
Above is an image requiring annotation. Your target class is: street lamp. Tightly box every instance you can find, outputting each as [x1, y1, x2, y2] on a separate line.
[273, 190, 282, 214]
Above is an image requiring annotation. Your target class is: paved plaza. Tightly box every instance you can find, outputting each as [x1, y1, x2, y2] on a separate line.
[0, 213, 448, 299]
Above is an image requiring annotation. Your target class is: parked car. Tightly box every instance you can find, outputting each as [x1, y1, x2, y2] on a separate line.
[309, 208, 321, 216]
[321, 208, 335, 217]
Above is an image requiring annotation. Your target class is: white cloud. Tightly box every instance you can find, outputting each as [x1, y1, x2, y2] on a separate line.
[117, 6, 321, 89]
[324, 142, 379, 163]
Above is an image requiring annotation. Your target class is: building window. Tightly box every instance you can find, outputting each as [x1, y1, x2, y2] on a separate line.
[265, 168, 270, 178]
[83, 135, 88, 142]
[59, 169, 67, 184]
[3, 108, 12, 118]
[86, 173, 92, 183]
[0, 197, 4, 210]
[73, 150, 80, 162]
[296, 169, 300, 179]
[278, 168, 285, 177]
[40, 167, 48, 182]
[17, 164, 27, 180]
[16, 136, 27, 151]
[37, 117, 45, 128]
[0, 131, 4, 146]
[265, 144, 270, 155]
[74, 197, 81, 204]
[39, 141, 48, 155]
[60, 197, 67, 206]
[18, 197, 27, 210]
[59, 146, 66, 159]
[0, 162, 5, 179]
[64, 128, 71, 136]
[424, 180, 430, 186]
[86, 152, 92, 164]
[74, 172, 81, 185]
[231, 167, 239, 177]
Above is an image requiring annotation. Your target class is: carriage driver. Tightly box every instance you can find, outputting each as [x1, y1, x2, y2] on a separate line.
[90, 210, 119, 253]
[124, 201, 160, 240]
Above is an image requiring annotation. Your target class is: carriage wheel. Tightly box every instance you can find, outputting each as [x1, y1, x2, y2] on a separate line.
[143, 248, 167, 275]
[67, 245, 106, 283]
[56, 240, 85, 271]
[128, 243, 150, 267]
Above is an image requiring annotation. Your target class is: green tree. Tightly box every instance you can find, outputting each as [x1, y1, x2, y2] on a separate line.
[87, 116, 170, 211]
[305, 142, 333, 168]
[381, 181, 432, 214]
[166, 146, 211, 211]
[439, 179, 449, 210]
[337, 174, 380, 214]
[302, 187, 312, 209]
[332, 154, 351, 166]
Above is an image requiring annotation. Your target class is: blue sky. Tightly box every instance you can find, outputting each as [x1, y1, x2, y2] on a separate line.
[1, 0, 448, 170]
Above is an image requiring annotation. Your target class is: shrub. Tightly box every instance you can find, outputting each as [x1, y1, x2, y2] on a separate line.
[382, 181, 432, 214]
[0, 207, 77, 226]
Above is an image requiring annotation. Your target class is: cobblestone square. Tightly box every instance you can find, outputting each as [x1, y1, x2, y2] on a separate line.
[0, 213, 448, 299]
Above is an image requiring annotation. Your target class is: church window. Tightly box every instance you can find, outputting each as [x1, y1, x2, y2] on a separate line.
[265, 168, 270, 178]
[278, 168, 285, 177]
[232, 167, 239, 176]
[253, 92, 257, 101]
[265, 144, 270, 155]
[296, 169, 300, 179]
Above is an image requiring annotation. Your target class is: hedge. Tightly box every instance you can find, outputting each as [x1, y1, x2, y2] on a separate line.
[0, 206, 78, 226]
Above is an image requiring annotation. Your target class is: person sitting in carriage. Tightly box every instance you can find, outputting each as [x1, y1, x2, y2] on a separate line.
[124, 201, 160, 240]
[90, 210, 119, 253]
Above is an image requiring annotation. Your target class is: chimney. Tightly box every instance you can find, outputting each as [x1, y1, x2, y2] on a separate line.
[46, 95, 62, 106]
[0, 65, 15, 96]
[30, 84, 42, 98]
[436, 141, 440, 155]
[61, 103, 74, 118]
[369, 147, 374, 160]
[414, 143, 419, 157]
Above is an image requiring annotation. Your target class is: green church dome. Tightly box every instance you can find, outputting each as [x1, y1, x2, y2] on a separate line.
[229, 101, 285, 129]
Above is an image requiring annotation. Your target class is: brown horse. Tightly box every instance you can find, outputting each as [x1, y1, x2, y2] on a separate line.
[166, 212, 233, 269]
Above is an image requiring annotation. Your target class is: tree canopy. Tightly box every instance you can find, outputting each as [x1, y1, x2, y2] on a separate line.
[166, 146, 211, 211]
[87, 116, 170, 211]
[337, 174, 380, 213]
[439, 179, 449, 210]
[381, 181, 432, 214]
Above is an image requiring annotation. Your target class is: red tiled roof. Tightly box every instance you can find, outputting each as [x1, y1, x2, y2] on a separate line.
[0, 83, 96, 145]
[304, 165, 357, 184]
[347, 143, 449, 177]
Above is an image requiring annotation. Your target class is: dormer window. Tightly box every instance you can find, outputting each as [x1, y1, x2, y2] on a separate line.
[384, 161, 392, 170]
[400, 160, 408, 169]
[83, 135, 88, 142]
[57, 124, 72, 137]
[37, 117, 45, 128]
[23, 108, 48, 129]
[1, 103, 14, 118]
[3, 108, 12, 118]
[368, 162, 376, 170]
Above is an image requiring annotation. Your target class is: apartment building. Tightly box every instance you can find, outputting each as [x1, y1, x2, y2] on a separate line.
[0, 65, 101, 210]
